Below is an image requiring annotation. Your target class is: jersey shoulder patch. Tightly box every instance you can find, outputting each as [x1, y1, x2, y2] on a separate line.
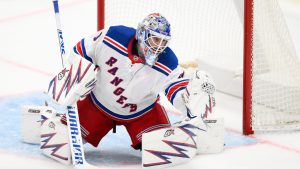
[152, 48, 179, 76]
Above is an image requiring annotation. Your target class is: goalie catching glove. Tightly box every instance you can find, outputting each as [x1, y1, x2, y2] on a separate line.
[183, 70, 216, 119]
[47, 57, 98, 106]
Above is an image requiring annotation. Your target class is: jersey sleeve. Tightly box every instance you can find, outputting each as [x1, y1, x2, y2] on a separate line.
[67, 29, 107, 65]
[163, 66, 190, 115]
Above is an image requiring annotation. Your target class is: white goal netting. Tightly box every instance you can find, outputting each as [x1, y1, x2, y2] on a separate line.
[251, 0, 300, 130]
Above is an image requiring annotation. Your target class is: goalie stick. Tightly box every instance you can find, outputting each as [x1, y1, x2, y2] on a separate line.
[51, 0, 88, 168]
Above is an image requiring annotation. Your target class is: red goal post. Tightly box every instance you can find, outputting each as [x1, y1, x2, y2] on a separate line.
[244, 0, 254, 135]
[97, 0, 104, 31]
[97, 0, 300, 135]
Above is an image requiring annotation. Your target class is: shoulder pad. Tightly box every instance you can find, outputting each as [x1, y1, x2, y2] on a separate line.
[152, 48, 179, 76]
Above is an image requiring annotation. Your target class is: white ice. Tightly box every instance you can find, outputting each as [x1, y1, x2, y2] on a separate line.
[0, 0, 300, 169]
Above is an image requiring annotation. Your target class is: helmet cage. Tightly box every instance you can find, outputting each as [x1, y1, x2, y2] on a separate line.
[145, 30, 170, 55]
[136, 14, 171, 66]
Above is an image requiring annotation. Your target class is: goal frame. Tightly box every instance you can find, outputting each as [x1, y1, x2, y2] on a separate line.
[243, 0, 254, 135]
[97, 0, 105, 31]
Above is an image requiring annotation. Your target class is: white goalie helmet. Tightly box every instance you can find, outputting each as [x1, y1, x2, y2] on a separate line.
[136, 13, 171, 66]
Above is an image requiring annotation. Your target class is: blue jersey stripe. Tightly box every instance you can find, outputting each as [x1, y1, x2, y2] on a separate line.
[73, 46, 79, 55]
[91, 92, 155, 120]
[103, 40, 127, 57]
[169, 86, 186, 104]
[156, 47, 178, 71]
[80, 39, 93, 63]
[152, 66, 169, 76]
[164, 79, 189, 95]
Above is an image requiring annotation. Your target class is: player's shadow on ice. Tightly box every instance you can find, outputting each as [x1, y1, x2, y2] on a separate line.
[85, 149, 141, 167]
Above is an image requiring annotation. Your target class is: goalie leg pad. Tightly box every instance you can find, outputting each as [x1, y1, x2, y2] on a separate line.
[196, 118, 225, 154]
[40, 107, 71, 165]
[21, 105, 46, 144]
[142, 123, 200, 169]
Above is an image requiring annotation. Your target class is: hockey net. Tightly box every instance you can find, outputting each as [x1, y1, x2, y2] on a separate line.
[97, 0, 300, 134]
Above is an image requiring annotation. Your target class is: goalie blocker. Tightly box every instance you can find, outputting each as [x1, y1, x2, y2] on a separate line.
[47, 56, 98, 107]
[21, 56, 98, 165]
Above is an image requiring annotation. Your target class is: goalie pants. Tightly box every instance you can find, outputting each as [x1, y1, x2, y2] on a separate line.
[61, 94, 170, 149]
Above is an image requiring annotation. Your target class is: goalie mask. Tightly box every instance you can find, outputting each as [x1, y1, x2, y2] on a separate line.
[136, 13, 171, 66]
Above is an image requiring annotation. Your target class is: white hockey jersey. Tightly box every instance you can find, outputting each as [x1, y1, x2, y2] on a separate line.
[68, 25, 189, 121]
